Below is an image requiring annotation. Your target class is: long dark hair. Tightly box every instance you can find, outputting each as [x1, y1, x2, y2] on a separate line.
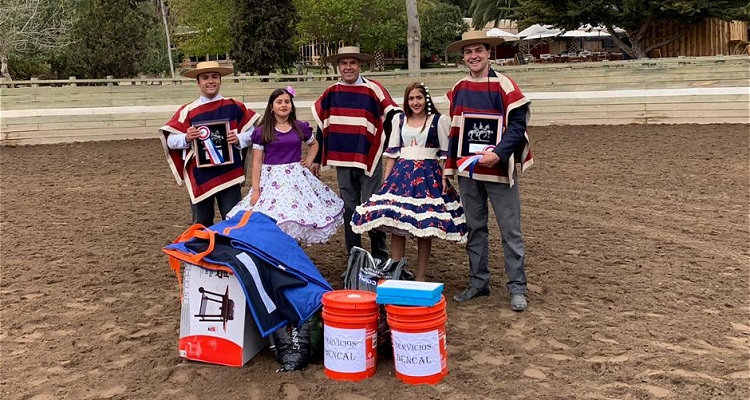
[259, 88, 303, 143]
[402, 82, 439, 118]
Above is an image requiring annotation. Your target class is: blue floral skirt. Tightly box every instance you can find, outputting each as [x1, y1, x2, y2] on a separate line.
[352, 158, 467, 242]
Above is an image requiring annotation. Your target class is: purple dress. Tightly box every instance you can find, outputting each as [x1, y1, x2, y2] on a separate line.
[228, 121, 344, 244]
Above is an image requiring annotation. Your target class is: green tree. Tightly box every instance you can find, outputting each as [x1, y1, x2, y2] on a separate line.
[136, 3, 172, 76]
[469, 0, 519, 29]
[295, 0, 406, 63]
[516, 0, 750, 58]
[169, 0, 231, 58]
[231, 0, 298, 75]
[361, 0, 407, 69]
[55, 0, 154, 78]
[443, 0, 472, 16]
[421, 3, 468, 58]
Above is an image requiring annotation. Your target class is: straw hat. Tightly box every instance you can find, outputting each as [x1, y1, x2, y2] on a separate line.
[183, 61, 233, 79]
[323, 46, 374, 65]
[446, 30, 508, 53]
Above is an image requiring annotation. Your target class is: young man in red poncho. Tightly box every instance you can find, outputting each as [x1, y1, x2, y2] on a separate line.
[160, 61, 260, 227]
[310, 46, 401, 262]
[444, 31, 534, 311]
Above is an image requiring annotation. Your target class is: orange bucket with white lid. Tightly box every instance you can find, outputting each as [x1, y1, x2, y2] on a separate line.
[384, 295, 446, 321]
[384, 295, 448, 385]
[321, 290, 379, 381]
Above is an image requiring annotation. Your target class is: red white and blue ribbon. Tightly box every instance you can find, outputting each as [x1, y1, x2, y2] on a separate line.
[457, 145, 495, 179]
[197, 125, 224, 165]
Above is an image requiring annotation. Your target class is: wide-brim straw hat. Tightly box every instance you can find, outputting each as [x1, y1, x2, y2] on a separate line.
[183, 61, 234, 79]
[323, 46, 374, 65]
[446, 30, 509, 53]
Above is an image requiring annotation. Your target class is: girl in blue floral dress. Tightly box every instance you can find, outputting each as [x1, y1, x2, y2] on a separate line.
[352, 82, 467, 280]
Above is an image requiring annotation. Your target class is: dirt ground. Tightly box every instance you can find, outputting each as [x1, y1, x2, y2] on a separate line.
[1, 124, 748, 400]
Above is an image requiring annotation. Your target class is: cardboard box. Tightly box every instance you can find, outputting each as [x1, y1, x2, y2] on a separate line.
[179, 263, 268, 367]
[376, 280, 444, 306]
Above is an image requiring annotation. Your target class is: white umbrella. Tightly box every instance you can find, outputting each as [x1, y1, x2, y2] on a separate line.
[517, 24, 561, 40]
[486, 27, 520, 42]
[560, 30, 610, 37]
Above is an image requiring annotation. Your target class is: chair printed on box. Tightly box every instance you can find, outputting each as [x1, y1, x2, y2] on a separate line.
[195, 286, 235, 332]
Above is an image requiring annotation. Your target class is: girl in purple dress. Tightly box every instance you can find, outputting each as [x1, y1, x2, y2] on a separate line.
[351, 83, 467, 281]
[228, 88, 344, 244]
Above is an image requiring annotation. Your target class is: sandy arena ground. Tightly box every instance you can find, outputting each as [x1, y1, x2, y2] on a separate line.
[1, 124, 748, 400]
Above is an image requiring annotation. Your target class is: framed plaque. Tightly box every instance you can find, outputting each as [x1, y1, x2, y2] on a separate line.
[192, 119, 234, 168]
[457, 113, 503, 157]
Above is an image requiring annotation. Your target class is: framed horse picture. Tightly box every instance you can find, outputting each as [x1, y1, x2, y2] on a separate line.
[457, 113, 503, 157]
[192, 119, 234, 168]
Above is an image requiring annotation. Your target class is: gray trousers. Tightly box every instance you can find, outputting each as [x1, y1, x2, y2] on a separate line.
[458, 175, 527, 294]
[191, 184, 242, 227]
[337, 164, 388, 261]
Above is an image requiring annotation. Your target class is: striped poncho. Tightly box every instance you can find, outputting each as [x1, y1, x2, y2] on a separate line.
[445, 69, 533, 186]
[159, 98, 259, 203]
[311, 78, 400, 176]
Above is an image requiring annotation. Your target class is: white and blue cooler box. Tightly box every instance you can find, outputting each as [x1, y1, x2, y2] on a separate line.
[376, 280, 444, 307]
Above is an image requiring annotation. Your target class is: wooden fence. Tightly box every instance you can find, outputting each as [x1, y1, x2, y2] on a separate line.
[0, 55, 748, 145]
[644, 19, 749, 57]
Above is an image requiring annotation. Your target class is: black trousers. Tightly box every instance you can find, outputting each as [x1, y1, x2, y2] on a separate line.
[190, 184, 242, 227]
[336, 165, 388, 261]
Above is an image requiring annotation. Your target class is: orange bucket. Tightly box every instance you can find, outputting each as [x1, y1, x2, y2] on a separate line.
[321, 290, 379, 381]
[384, 296, 448, 385]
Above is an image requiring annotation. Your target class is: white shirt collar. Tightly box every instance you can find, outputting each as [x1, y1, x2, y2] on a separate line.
[341, 75, 365, 85]
[199, 94, 223, 103]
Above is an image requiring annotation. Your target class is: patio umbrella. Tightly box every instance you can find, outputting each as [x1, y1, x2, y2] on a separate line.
[560, 29, 611, 37]
[486, 27, 520, 42]
[517, 24, 561, 40]
[564, 25, 609, 38]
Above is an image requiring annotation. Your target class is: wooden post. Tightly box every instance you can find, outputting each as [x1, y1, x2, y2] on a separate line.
[69, 77, 77, 87]
[106, 76, 114, 87]
[31, 77, 39, 88]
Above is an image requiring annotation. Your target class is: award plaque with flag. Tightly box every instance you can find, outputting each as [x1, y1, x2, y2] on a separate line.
[192, 119, 234, 168]
[457, 113, 503, 157]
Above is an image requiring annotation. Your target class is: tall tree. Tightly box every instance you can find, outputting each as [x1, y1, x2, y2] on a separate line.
[516, 0, 750, 58]
[56, 0, 153, 78]
[295, 0, 406, 67]
[169, 0, 231, 59]
[359, 0, 406, 70]
[469, 0, 519, 29]
[231, 0, 299, 75]
[135, 1, 172, 76]
[406, 0, 421, 75]
[443, 0, 472, 16]
[421, 3, 468, 59]
[0, 0, 75, 80]
[157, 0, 175, 78]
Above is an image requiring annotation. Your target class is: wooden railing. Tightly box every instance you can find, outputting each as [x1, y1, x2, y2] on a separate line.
[1, 55, 748, 145]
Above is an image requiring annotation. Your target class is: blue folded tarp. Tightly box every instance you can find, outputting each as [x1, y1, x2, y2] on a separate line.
[164, 211, 332, 337]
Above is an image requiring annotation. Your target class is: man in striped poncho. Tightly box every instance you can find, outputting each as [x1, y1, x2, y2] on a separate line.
[311, 46, 401, 262]
[444, 31, 533, 311]
[160, 61, 259, 227]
